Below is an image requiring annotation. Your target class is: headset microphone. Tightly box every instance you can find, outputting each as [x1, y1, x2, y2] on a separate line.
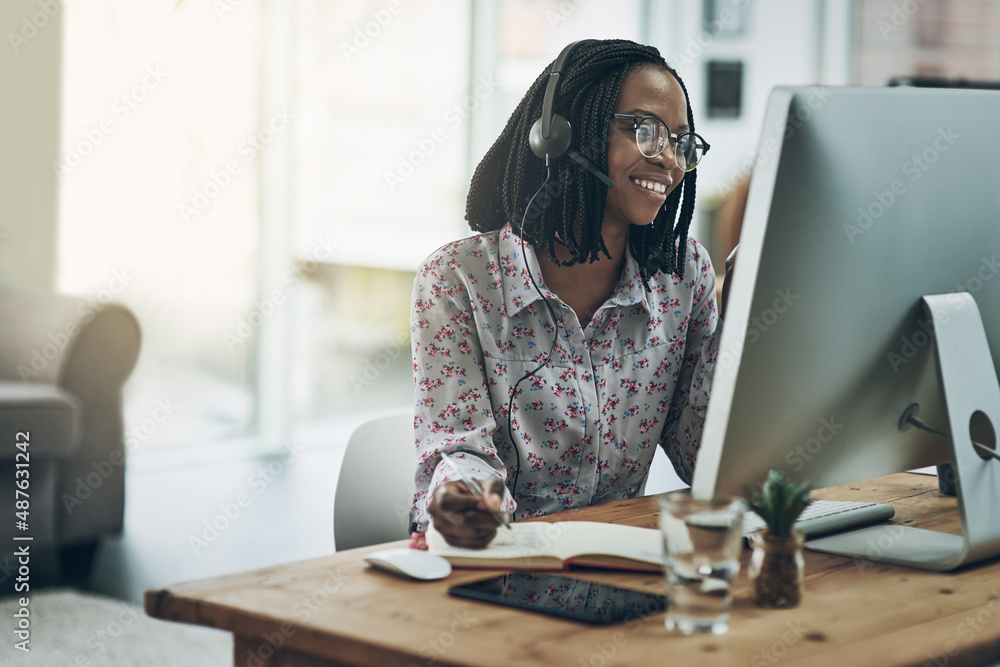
[528, 40, 615, 188]
[566, 149, 614, 187]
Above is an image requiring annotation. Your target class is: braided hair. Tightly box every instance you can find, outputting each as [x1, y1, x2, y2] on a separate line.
[466, 39, 698, 283]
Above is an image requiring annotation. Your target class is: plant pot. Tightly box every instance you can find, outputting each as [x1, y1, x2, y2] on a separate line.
[749, 530, 805, 608]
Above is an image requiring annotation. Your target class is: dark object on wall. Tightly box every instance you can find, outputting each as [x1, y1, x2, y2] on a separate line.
[706, 60, 744, 119]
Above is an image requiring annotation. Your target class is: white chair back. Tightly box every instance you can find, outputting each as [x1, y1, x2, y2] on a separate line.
[642, 446, 688, 496]
[333, 412, 415, 551]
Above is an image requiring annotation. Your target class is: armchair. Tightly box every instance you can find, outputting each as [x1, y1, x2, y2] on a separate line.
[0, 286, 140, 586]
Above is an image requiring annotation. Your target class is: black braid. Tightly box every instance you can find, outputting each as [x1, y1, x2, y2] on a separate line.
[466, 38, 699, 283]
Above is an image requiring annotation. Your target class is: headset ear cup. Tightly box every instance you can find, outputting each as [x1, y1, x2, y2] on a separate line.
[529, 114, 572, 159]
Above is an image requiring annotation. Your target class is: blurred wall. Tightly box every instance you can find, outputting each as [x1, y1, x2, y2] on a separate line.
[0, 0, 62, 290]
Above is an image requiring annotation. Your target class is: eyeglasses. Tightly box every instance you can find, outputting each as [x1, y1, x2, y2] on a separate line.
[610, 114, 710, 172]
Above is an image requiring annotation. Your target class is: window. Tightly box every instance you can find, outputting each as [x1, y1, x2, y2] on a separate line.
[59, 0, 265, 452]
[285, 2, 472, 427]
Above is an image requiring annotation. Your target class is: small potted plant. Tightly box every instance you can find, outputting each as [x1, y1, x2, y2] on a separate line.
[745, 469, 812, 608]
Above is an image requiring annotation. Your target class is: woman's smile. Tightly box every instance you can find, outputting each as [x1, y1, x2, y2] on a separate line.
[603, 66, 688, 231]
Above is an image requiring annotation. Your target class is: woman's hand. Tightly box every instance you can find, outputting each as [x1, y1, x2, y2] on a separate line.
[427, 479, 507, 549]
[721, 245, 738, 320]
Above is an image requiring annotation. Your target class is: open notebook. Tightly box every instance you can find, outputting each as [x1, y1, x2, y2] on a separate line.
[426, 521, 663, 573]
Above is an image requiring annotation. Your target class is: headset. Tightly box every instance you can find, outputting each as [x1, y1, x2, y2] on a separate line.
[502, 41, 619, 519]
[528, 40, 615, 188]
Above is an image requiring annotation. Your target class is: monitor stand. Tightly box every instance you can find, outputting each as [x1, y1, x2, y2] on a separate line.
[806, 293, 1000, 572]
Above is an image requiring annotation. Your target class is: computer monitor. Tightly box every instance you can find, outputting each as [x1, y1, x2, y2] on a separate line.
[691, 86, 1000, 571]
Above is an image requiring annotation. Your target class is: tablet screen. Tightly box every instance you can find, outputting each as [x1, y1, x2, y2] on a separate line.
[448, 572, 666, 625]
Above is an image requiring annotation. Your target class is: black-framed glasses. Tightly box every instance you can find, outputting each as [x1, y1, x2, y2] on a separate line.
[610, 114, 710, 172]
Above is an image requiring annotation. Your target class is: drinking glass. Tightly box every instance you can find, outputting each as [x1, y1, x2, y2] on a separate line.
[659, 492, 745, 634]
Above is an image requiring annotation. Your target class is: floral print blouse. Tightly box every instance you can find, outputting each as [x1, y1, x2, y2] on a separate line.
[409, 223, 720, 533]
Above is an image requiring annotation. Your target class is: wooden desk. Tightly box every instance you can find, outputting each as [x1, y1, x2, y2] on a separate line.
[146, 473, 1000, 666]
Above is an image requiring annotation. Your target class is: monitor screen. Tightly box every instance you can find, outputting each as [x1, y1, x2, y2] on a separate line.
[692, 86, 1000, 502]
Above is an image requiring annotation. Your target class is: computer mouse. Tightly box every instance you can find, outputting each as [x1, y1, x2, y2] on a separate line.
[364, 548, 452, 581]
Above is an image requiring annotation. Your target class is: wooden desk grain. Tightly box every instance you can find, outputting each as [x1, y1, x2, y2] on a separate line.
[145, 473, 1000, 667]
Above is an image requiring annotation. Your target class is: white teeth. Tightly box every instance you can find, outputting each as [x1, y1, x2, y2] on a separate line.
[632, 178, 666, 194]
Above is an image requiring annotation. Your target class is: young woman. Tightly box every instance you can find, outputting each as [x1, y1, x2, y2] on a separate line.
[409, 39, 727, 549]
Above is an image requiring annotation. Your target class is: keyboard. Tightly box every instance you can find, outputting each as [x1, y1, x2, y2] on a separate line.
[742, 500, 895, 539]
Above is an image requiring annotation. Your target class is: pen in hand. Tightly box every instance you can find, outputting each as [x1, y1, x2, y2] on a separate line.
[439, 452, 512, 531]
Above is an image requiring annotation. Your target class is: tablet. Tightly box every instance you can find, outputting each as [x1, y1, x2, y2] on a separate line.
[448, 572, 666, 625]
